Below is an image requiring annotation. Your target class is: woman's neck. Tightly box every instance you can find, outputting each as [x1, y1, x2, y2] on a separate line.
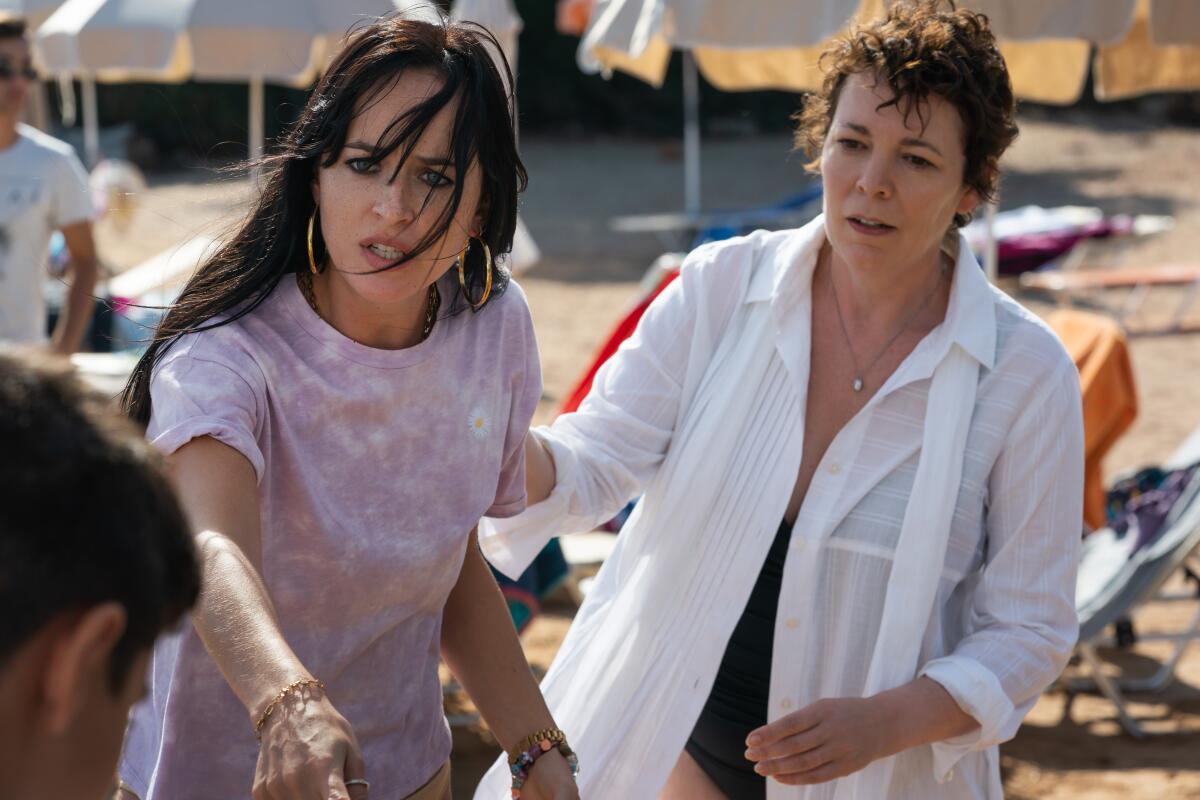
[308, 269, 432, 350]
[823, 241, 951, 335]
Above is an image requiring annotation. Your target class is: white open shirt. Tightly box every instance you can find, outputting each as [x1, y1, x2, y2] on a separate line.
[477, 216, 1084, 799]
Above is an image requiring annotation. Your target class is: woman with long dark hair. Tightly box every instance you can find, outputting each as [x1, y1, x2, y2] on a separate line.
[116, 13, 577, 800]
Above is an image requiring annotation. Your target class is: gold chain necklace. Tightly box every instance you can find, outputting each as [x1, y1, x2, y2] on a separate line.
[296, 271, 440, 345]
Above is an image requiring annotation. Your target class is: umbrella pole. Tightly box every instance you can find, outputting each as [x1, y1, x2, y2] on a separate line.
[249, 75, 264, 181]
[683, 50, 701, 217]
[984, 200, 999, 283]
[81, 74, 99, 169]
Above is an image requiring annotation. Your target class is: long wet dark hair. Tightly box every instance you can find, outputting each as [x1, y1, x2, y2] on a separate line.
[122, 12, 527, 425]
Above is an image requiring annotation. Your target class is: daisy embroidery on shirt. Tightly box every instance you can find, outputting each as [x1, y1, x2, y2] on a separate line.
[468, 407, 490, 439]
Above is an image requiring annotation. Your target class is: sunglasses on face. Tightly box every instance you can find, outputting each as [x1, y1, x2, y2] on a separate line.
[0, 62, 37, 81]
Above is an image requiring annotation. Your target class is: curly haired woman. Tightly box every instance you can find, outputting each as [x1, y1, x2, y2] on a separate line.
[475, 2, 1083, 798]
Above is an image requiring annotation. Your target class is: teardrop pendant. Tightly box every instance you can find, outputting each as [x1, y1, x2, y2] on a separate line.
[852, 377, 864, 392]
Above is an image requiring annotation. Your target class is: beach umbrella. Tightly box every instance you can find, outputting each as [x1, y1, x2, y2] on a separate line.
[576, 0, 862, 215]
[0, 0, 63, 28]
[580, 0, 1200, 100]
[574, 0, 1200, 274]
[34, 0, 437, 167]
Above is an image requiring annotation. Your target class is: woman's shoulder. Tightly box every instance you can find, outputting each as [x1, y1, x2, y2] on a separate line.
[477, 271, 535, 332]
[989, 288, 1078, 388]
[153, 311, 269, 393]
[681, 228, 794, 275]
[673, 228, 799, 309]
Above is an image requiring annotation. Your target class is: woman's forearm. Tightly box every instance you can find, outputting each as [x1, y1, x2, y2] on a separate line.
[191, 529, 314, 723]
[441, 530, 557, 751]
[524, 431, 557, 506]
[876, 676, 979, 756]
[170, 437, 314, 724]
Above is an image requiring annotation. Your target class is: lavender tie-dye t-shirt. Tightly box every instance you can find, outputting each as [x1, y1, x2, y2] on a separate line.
[119, 271, 540, 799]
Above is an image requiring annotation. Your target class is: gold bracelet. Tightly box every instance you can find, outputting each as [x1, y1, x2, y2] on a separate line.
[253, 678, 325, 741]
[508, 727, 568, 765]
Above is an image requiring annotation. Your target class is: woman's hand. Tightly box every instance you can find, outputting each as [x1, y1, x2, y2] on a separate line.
[519, 749, 580, 800]
[253, 691, 368, 800]
[743, 696, 896, 786]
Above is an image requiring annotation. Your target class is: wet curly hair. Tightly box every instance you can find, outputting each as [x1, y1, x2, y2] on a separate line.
[794, 0, 1018, 227]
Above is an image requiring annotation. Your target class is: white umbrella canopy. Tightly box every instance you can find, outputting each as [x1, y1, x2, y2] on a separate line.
[0, 0, 64, 28]
[579, 0, 862, 90]
[36, 0, 439, 84]
[35, 0, 440, 165]
[575, 0, 1200, 267]
[579, 0, 1200, 100]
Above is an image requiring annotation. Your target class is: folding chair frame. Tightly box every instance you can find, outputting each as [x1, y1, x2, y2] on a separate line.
[1066, 556, 1200, 738]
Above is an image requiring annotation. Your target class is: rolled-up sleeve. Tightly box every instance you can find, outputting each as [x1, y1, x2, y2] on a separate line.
[147, 341, 267, 483]
[921, 360, 1084, 780]
[479, 244, 735, 578]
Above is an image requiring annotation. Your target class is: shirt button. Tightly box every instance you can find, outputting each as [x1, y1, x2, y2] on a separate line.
[792, 537, 805, 550]
[786, 618, 799, 629]
[827, 462, 842, 475]
[781, 698, 793, 710]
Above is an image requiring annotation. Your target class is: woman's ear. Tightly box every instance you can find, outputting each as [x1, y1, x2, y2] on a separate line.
[956, 186, 982, 219]
[470, 195, 490, 239]
[39, 603, 127, 735]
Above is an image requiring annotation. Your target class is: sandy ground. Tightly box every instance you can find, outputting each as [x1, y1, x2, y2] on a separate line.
[96, 109, 1200, 797]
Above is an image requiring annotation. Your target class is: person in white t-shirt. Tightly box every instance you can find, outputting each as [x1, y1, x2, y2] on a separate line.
[0, 16, 97, 353]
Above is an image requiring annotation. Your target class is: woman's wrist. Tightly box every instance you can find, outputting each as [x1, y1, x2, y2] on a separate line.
[872, 677, 979, 756]
[245, 669, 318, 726]
[507, 727, 579, 798]
[253, 677, 326, 740]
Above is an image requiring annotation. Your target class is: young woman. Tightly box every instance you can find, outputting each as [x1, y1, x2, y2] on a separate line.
[476, 3, 1083, 798]
[116, 15, 577, 800]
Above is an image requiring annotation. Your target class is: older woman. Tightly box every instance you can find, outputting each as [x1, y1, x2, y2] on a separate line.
[476, 2, 1083, 799]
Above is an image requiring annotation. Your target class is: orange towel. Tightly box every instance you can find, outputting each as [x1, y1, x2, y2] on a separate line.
[1047, 310, 1139, 530]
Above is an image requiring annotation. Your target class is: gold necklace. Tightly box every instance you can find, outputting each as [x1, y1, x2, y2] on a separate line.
[296, 271, 440, 344]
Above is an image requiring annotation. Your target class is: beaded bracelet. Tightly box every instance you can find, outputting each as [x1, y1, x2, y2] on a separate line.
[254, 677, 325, 740]
[507, 728, 579, 798]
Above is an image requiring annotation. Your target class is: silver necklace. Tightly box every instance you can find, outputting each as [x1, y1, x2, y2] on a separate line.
[828, 261, 946, 393]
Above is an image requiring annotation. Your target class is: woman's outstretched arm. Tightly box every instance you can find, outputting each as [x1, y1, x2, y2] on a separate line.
[168, 436, 367, 800]
[441, 529, 578, 800]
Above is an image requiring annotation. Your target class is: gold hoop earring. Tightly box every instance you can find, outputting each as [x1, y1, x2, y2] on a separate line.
[307, 208, 320, 275]
[457, 237, 493, 310]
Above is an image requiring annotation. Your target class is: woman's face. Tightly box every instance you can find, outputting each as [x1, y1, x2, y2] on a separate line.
[313, 68, 485, 305]
[820, 71, 979, 272]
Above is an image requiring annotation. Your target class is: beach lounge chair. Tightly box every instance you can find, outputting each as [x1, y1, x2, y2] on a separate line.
[1020, 263, 1200, 335]
[1070, 423, 1200, 737]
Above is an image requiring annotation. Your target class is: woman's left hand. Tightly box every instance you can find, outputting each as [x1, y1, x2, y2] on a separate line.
[519, 749, 580, 800]
[743, 696, 897, 785]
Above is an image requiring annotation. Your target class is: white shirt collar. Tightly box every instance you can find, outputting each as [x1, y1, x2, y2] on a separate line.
[746, 214, 997, 370]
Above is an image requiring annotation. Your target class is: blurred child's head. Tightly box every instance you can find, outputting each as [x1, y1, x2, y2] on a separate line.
[0, 350, 200, 800]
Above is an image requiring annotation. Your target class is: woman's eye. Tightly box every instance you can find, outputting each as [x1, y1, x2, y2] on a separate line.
[837, 138, 865, 151]
[905, 154, 933, 168]
[420, 170, 454, 188]
[345, 157, 379, 175]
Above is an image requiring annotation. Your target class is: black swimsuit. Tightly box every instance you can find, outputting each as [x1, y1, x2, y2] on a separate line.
[685, 519, 792, 799]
